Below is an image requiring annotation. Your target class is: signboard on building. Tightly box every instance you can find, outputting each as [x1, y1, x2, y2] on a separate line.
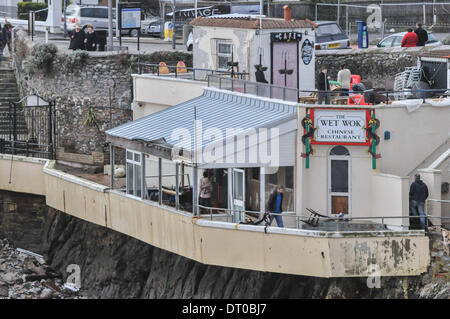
[311, 109, 371, 146]
[121, 8, 141, 29]
[271, 32, 302, 42]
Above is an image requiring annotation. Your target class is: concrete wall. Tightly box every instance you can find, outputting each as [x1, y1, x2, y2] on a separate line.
[132, 75, 206, 120]
[376, 104, 450, 177]
[0, 155, 430, 278]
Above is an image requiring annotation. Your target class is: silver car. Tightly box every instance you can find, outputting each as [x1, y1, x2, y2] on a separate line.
[61, 5, 129, 36]
[314, 21, 350, 50]
[377, 32, 441, 47]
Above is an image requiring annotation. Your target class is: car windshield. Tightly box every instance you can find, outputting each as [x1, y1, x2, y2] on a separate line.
[66, 8, 78, 16]
[316, 24, 343, 36]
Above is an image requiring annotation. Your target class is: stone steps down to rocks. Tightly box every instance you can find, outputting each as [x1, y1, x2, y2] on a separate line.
[0, 239, 83, 299]
[0, 62, 28, 137]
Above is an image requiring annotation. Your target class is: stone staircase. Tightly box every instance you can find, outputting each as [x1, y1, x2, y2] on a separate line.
[0, 57, 26, 138]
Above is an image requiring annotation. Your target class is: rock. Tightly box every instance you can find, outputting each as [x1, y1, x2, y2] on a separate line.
[1, 272, 17, 285]
[39, 288, 54, 299]
[0, 284, 9, 297]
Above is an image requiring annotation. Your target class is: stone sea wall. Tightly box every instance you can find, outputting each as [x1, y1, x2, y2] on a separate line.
[315, 47, 421, 90]
[0, 190, 448, 299]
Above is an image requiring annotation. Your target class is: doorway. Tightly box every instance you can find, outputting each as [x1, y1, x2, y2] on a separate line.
[328, 146, 351, 216]
[272, 42, 298, 89]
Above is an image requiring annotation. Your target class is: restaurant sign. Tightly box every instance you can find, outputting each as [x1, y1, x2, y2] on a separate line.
[311, 109, 371, 146]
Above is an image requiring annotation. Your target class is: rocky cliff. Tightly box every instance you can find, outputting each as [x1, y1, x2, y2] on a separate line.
[0, 190, 448, 299]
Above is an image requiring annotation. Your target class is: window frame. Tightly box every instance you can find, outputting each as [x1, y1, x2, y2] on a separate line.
[216, 40, 233, 71]
[126, 149, 143, 198]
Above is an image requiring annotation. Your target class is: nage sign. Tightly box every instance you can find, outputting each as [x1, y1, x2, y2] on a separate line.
[314, 110, 367, 144]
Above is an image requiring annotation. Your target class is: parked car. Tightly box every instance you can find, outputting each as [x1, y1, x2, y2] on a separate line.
[61, 5, 129, 36]
[186, 31, 193, 51]
[376, 32, 441, 47]
[314, 21, 350, 50]
[141, 20, 162, 37]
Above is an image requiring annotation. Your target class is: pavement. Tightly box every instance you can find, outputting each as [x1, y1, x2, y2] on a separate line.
[31, 31, 189, 54]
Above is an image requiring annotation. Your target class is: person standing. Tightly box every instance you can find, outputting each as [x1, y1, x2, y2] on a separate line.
[401, 28, 418, 47]
[2, 23, 12, 54]
[69, 24, 85, 50]
[409, 174, 429, 230]
[0, 30, 4, 63]
[414, 23, 428, 47]
[84, 24, 97, 51]
[317, 67, 330, 104]
[337, 64, 351, 96]
[199, 171, 212, 212]
[268, 186, 284, 227]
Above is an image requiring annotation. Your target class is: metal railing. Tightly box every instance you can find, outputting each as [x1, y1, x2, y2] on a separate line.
[207, 75, 450, 104]
[135, 62, 249, 81]
[197, 204, 450, 232]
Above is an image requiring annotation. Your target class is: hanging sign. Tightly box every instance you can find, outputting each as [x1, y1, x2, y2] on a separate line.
[301, 39, 313, 65]
[310, 109, 372, 146]
[271, 32, 302, 42]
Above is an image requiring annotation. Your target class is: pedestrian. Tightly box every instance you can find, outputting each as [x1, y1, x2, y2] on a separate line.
[268, 185, 284, 227]
[317, 67, 330, 104]
[0, 31, 4, 63]
[199, 171, 212, 213]
[409, 174, 429, 231]
[2, 23, 12, 54]
[337, 64, 351, 96]
[414, 23, 428, 47]
[84, 24, 97, 51]
[69, 24, 85, 50]
[401, 28, 418, 47]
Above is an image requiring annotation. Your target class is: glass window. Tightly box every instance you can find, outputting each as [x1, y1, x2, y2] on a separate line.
[329, 146, 350, 156]
[316, 23, 344, 37]
[94, 8, 109, 19]
[427, 34, 437, 43]
[331, 160, 348, 193]
[126, 151, 133, 160]
[80, 8, 95, 18]
[127, 162, 134, 195]
[392, 36, 403, 47]
[134, 153, 140, 162]
[126, 149, 143, 197]
[217, 41, 232, 70]
[378, 36, 394, 47]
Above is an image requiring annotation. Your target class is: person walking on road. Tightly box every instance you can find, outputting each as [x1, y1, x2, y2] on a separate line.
[2, 23, 12, 54]
[409, 174, 429, 231]
[414, 23, 428, 46]
[401, 28, 418, 47]
[84, 24, 97, 51]
[69, 24, 85, 50]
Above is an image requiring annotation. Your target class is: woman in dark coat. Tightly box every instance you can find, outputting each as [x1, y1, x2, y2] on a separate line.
[84, 24, 97, 51]
[69, 24, 85, 50]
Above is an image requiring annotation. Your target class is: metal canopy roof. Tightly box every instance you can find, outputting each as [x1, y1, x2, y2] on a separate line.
[106, 88, 297, 160]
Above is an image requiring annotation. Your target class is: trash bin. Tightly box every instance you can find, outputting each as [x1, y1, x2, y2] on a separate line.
[357, 21, 369, 49]
[96, 30, 108, 51]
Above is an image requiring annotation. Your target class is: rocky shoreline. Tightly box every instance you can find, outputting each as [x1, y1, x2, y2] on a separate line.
[0, 239, 84, 299]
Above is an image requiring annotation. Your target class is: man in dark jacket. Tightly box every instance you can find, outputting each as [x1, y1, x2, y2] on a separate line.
[317, 67, 330, 104]
[414, 23, 428, 46]
[409, 174, 429, 230]
[69, 24, 85, 50]
[2, 23, 12, 54]
[268, 186, 284, 227]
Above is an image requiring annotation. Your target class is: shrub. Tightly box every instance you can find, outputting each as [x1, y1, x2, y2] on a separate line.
[141, 51, 193, 67]
[64, 50, 89, 73]
[17, 2, 48, 21]
[30, 43, 58, 74]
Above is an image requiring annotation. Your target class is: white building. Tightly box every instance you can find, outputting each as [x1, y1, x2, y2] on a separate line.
[190, 12, 316, 95]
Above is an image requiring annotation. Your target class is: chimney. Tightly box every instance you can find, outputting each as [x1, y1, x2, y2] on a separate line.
[283, 5, 291, 21]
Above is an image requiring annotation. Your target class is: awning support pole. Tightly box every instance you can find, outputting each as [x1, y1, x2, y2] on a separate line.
[175, 162, 180, 210]
[141, 153, 146, 200]
[193, 166, 198, 216]
[260, 167, 265, 215]
[158, 157, 162, 205]
[110, 144, 115, 190]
